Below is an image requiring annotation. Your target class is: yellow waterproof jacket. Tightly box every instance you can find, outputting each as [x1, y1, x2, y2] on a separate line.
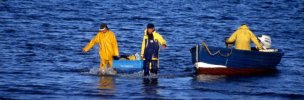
[141, 29, 167, 60]
[226, 25, 263, 51]
[83, 30, 119, 60]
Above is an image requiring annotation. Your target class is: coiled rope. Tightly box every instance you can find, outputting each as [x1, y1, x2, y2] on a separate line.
[201, 42, 233, 57]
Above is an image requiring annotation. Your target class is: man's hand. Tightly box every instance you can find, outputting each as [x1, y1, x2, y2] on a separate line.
[257, 46, 264, 50]
[162, 44, 167, 48]
[224, 37, 229, 43]
[152, 54, 156, 58]
[82, 48, 88, 53]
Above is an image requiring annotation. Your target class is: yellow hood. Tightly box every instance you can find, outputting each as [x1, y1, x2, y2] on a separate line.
[238, 25, 249, 30]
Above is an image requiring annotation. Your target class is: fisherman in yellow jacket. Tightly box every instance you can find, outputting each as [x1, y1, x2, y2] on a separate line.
[83, 23, 119, 73]
[226, 24, 263, 51]
[141, 23, 167, 76]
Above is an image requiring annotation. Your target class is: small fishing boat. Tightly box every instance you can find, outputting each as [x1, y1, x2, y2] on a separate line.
[190, 42, 284, 75]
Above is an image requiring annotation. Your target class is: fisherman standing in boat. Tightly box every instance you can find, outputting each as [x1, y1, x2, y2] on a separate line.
[141, 23, 167, 76]
[83, 23, 119, 74]
[226, 24, 263, 51]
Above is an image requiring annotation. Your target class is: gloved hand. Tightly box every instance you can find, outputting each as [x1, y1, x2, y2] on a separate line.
[113, 56, 119, 60]
[224, 37, 235, 48]
[224, 37, 229, 43]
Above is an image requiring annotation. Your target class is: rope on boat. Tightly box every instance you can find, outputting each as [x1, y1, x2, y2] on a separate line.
[196, 44, 199, 62]
[201, 42, 233, 57]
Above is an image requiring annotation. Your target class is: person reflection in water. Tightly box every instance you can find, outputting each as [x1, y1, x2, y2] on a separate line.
[99, 76, 115, 90]
[142, 78, 158, 95]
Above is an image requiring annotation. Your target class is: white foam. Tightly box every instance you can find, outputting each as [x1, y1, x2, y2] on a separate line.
[81, 67, 117, 76]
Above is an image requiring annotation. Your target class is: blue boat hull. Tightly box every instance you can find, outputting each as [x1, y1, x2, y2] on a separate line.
[190, 44, 284, 75]
[113, 60, 143, 72]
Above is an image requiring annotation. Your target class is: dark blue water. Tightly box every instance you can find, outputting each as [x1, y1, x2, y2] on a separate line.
[1, 0, 304, 99]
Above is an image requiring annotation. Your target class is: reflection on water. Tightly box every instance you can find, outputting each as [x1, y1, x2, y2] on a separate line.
[195, 74, 226, 82]
[142, 78, 158, 95]
[99, 76, 115, 90]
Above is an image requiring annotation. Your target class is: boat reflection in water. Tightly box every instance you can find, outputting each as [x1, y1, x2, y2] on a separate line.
[195, 74, 226, 82]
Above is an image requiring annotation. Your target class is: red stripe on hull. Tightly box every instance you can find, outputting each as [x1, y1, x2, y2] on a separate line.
[196, 68, 277, 75]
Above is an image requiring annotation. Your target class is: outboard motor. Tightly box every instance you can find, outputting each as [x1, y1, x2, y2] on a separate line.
[258, 35, 278, 52]
[258, 35, 272, 49]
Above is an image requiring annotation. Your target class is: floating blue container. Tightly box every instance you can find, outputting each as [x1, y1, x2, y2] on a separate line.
[113, 60, 143, 72]
[190, 43, 284, 75]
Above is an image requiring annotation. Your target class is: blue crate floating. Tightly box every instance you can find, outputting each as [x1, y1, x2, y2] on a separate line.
[113, 60, 143, 72]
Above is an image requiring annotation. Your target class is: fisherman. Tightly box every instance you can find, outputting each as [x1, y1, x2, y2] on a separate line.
[83, 23, 119, 74]
[141, 23, 167, 76]
[226, 24, 263, 51]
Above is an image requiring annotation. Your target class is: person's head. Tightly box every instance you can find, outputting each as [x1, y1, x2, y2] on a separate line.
[146, 23, 155, 34]
[238, 24, 249, 30]
[100, 23, 108, 33]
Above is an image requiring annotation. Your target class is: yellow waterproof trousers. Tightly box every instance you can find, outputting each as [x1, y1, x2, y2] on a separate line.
[100, 56, 113, 70]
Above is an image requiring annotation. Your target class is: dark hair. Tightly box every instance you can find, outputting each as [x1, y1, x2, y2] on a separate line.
[147, 23, 154, 28]
[100, 23, 108, 29]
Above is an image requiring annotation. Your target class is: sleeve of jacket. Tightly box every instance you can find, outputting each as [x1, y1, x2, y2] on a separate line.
[155, 32, 167, 45]
[83, 33, 99, 52]
[111, 32, 119, 56]
[140, 36, 146, 57]
[226, 31, 237, 43]
[249, 31, 263, 50]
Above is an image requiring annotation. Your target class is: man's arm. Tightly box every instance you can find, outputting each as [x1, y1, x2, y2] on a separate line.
[155, 32, 167, 48]
[226, 31, 237, 43]
[249, 31, 263, 50]
[83, 33, 99, 52]
[111, 32, 119, 56]
[140, 36, 146, 58]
